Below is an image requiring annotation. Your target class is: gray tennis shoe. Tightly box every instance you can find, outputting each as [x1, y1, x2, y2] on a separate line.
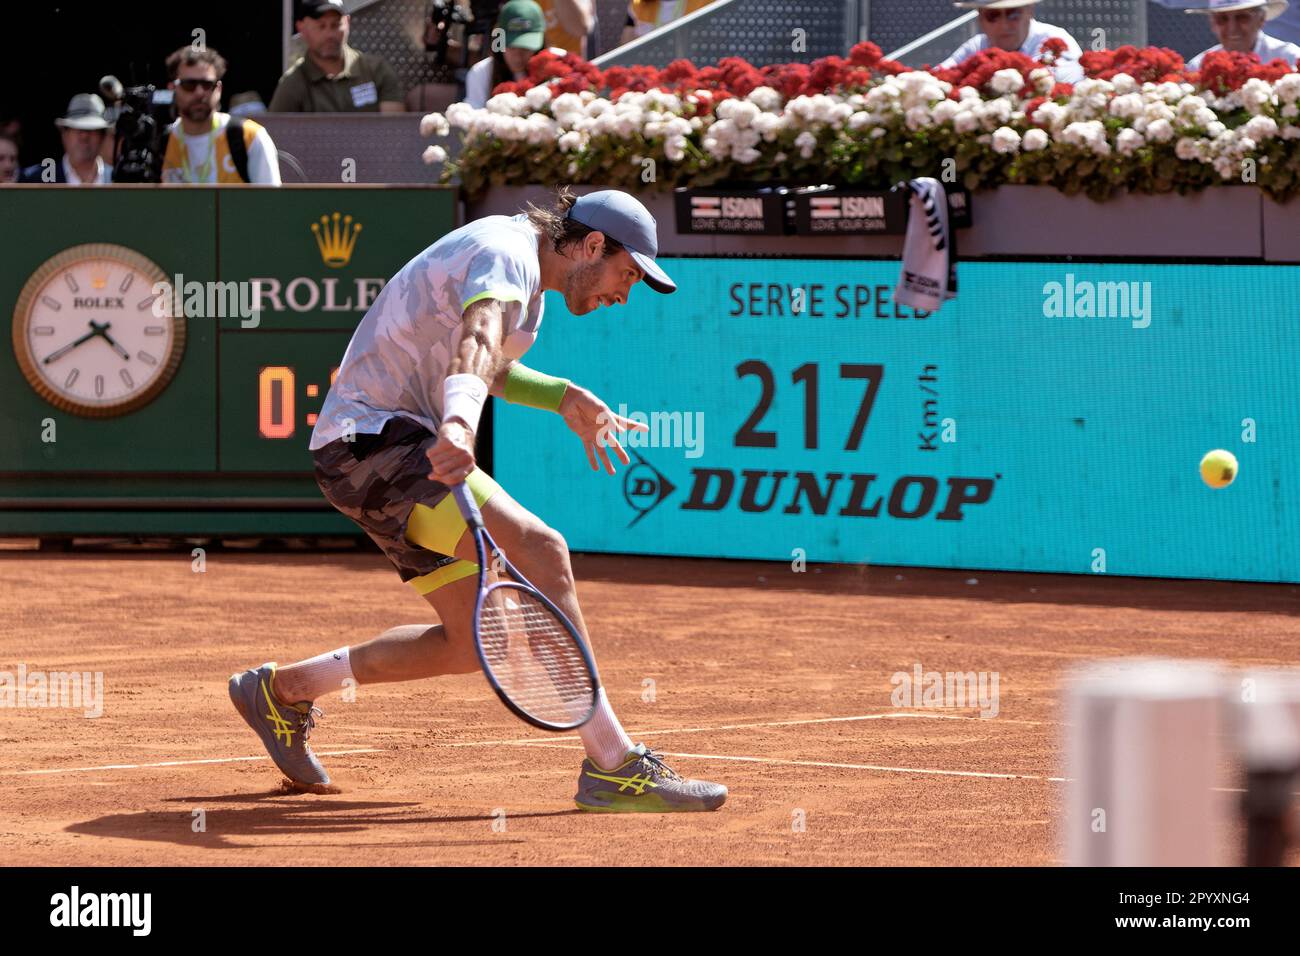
[575, 744, 727, 812]
[228, 663, 331, 788]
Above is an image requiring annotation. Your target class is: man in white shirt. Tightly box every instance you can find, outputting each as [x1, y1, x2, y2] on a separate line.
[160, 46, 281, 184]
[228, 188, 729, 812]
[940, 0, 1085, 83]
[17, 94, 114, 184]
[1185, 0, 1300, 70]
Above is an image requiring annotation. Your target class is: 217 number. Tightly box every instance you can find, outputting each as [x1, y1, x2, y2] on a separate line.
[734, 361, 883, 450]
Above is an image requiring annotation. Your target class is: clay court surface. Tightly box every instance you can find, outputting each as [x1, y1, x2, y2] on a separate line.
[2, 547, 1297, 866]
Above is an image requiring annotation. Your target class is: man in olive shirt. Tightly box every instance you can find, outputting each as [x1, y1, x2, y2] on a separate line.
[271, 0, 405, 112]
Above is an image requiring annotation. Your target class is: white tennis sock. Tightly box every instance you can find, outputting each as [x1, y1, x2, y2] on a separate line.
[578, 688, 635, 771]
[274, 647, 354, 703]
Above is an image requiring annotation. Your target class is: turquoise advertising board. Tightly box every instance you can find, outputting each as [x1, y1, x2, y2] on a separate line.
[495, 259, 1300, 583]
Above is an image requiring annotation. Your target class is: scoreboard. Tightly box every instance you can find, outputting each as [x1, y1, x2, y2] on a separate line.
[0, 185, 457, 536]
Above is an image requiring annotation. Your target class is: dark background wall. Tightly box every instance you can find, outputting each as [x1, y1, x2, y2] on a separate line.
[1, 0, 282, 169]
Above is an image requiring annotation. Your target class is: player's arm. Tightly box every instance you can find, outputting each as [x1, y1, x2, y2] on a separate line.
[490, 360, 648, 476]
[425, 297, 508, 484]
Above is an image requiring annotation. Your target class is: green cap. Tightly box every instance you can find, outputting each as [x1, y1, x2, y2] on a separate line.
[499, 0, 546, 50]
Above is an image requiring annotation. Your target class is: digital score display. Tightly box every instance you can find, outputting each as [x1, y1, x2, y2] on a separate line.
[495, 259, 1300, 582]
[218, 331, 354, 472]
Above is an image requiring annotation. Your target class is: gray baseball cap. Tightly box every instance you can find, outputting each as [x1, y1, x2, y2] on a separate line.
[55, 93, 110, 131]
[568, 190, 676, 294]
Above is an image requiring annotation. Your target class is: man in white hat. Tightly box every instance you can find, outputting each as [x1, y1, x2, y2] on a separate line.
[17, 93, 114, 184]
[940, 1, 1084, 82]
[1185, 0, 1300, 70]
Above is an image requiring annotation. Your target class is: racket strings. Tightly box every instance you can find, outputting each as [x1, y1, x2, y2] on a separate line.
[480, 587, 594, 725]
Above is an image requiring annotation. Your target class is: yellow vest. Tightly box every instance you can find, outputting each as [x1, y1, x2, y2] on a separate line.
[161, 115, 262, 184]
[629, 0, 713, 36]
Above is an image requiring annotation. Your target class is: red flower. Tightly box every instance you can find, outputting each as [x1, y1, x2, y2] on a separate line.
[1080, 45, 1185, 83]
[934, 47, 1040, 93]
[849, 41, 883, 68]
[805, 55, 848, 94]
[1040, 37, 1068, 57]
[1194, 48, 1288, 92]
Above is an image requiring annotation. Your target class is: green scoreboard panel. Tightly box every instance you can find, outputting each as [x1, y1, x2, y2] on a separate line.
[0, 185, 457, 536]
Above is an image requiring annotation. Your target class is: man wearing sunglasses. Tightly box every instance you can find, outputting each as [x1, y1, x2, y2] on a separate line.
[1185, 0, 1299, 70]
[939, 1, 1084, 82]
[160, 46, 282, 184]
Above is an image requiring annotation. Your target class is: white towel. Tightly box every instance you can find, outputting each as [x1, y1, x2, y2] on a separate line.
[894, 178, 957, 313]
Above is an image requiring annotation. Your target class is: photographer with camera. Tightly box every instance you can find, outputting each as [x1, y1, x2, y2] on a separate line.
[160, 46, 281, 184]
[18, 94, 113, 184]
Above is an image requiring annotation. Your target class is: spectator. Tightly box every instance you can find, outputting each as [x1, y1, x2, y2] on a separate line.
[465, 0, 554, 107]
[229, 91, 269, 118]
[18, 94, 113, 184]
[940, 1, 1084, 82]
[536, 0, 595, 57]
[0, 132, 18, 182]
[622, 0, 715, 44]
[160, 46, 281, 184]
[1185, 0, 1300, 70]
[270, 0, 405, 112]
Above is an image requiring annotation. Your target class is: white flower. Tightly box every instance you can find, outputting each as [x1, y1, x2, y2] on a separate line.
[1116, 128, 1145, 156]
[524, 84, 553, 111]
[734, 146, 762, 164]
[1282, 102, 1299, 119]
[990, 69, 1024, 95]
[1276, 73, 1300, 104]
[1062, 120, 1110, 155]
[795, 130, 818, 159]
[1206, 121, 1226, 137]
[1145, 118, 1174, 143]
[1243, 115, 1279, 141]
[774, 151, 787, 163]
[747, 86, 783, 112]
[991, 126, 1021, 154]
[1033, 101, 1067, 132]
[1111, 73, 1137, 95]
[421, 145, 447, 165]
[557, 131, 584, 152]
[1022, 127, 1050, 151]
[904, 106, 930, 130]
[664, 137, 687, 162]
[931, 99, 962, 124]
[1108, 93, 1144, 120]
[953, 110, 978, 133]
[419, 112, 450, 137]
[445, 102, 475, 129]
[870, 127, 887, 138]
[848, 110, 873, 131]
[1175, 137, 1200, 161]
[1029, 68, 1055, 95]
[1240, 78, 1274, 113]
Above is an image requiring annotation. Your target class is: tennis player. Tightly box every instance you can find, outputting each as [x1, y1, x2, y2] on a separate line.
[229, 187, 727, 812]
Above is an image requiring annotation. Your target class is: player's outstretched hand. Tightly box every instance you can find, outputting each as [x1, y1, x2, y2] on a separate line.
[560, 384, 648, 475]
[427, 420, 476, 484]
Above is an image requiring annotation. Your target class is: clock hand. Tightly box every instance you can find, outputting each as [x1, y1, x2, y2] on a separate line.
[42, 323, 100, 364]
[94, 321, 131, 360]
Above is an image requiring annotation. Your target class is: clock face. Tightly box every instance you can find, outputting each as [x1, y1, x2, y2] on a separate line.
[12, 243, 185, 417]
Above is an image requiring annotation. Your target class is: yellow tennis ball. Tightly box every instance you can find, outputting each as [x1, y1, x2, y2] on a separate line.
[1199, 449, 1238, 489]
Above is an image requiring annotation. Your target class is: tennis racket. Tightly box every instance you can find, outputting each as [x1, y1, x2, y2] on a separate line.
[451, 482, 600, 731]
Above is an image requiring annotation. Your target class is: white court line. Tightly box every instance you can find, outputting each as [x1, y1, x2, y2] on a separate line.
[497, 741, 1069, 782]
[448, 711, 1035, 748]
[1, 748, 384, 777]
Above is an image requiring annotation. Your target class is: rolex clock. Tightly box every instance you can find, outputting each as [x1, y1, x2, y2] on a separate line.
[12, 243, 185, 417]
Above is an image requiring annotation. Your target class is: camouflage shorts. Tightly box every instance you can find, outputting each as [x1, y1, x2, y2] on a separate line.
[312, 416, 498, 589]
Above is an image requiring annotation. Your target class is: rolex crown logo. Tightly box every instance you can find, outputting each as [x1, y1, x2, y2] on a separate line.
[312, 212, 362, 268]
[90, 267, 109, 290]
